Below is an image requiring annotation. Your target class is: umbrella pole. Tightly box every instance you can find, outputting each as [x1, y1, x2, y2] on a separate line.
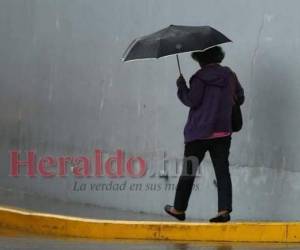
[176, 54, 182, 75]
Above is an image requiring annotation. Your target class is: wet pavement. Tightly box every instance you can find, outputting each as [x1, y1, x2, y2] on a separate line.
[0, 187, 172, 221]
[0, 228, 300, 250]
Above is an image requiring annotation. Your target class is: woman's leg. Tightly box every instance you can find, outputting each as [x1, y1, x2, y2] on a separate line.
[173, 140, 207, 211]
[208, 136, 232, 213]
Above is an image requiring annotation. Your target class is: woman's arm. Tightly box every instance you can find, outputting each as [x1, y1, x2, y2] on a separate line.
[230, 71, 245, 106]
[177, 75, 205, 108]
[234, 73, 245, 106]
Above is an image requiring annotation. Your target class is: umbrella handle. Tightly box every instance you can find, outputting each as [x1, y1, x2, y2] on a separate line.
[176, 54, 182, 75]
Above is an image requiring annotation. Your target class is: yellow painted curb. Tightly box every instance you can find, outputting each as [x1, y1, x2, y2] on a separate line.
[0, 206, 299, 242]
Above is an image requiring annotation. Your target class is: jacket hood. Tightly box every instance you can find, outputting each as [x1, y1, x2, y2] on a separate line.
[194, 65, 232, 87]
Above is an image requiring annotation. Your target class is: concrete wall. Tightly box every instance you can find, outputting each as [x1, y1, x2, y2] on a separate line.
[1, 0, 300, 220]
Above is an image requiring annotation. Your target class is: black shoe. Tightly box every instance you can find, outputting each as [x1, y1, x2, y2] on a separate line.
[164, 205, 186, 221]
[209, 213, 231, 223]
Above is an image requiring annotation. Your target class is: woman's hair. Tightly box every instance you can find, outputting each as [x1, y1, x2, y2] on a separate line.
[191, 46, 225, 65]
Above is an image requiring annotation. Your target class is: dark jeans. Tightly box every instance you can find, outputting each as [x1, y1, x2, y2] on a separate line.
[174, 136, 232, 213]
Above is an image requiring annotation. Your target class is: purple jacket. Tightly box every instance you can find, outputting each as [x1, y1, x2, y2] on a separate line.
[177, 64, 245, 143]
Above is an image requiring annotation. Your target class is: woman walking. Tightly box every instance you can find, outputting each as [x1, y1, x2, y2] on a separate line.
[164, 46, 245, 222]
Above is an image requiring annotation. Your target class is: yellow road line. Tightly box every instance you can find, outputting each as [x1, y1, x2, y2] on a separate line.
[0, 206, 299, 242]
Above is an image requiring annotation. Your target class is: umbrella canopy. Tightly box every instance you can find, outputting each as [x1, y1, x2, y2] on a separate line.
[122, 25, 232, 62]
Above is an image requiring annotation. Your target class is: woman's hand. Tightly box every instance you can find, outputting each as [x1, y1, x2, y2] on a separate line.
[176, 75, 186, 88]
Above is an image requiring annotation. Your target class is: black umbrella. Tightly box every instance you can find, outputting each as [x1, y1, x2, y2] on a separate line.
[122, 25, 232, 74]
